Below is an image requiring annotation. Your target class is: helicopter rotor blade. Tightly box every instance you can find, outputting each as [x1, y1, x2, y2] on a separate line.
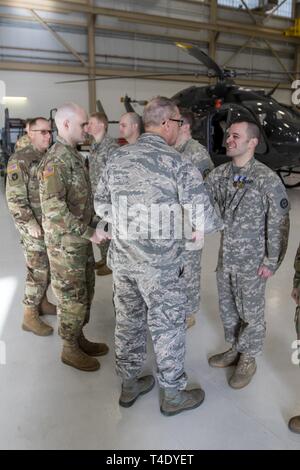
[175, 42, 224, 79]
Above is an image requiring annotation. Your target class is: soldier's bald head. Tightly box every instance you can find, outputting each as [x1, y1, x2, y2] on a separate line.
[55, 102, 88, 146]
[55, 103, 85, 130]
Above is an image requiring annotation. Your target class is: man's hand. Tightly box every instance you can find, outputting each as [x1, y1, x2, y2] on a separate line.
[28, 224, 42, 238]
[89, 228, 111, 244]
[258, 265, 273, 279]
[291, 287, 300, 305]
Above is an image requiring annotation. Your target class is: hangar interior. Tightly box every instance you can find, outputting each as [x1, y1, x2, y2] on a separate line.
[0, 0, 300, 450]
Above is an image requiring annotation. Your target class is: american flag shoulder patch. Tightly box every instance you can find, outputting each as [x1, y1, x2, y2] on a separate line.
[7, 163, 18, 174]
[43, 165, 55, 179]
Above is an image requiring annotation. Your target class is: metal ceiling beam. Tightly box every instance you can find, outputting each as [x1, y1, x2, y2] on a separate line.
[0, 11, 296, 56]
[29, 9, 87, 66]
[240, 0, 295, 81]
[0, 0, 299, 44]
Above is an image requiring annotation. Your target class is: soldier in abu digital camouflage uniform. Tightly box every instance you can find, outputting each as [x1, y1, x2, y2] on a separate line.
[86, 112, 119, 276]
[288, 242, 300, 434]
[95, 97, 223, 416]
[38, 103, 109, 371]
[6, 117, 56, 336]
[205, 120, 290, 389]
[175, 108, 215, 329]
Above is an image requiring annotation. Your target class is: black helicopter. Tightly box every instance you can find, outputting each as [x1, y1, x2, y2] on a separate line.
[57, 42, 300, 187]
[171, 43, 300, 187]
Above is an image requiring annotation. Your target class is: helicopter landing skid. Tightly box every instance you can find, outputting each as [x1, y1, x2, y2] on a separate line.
[278, 168, 300, 189]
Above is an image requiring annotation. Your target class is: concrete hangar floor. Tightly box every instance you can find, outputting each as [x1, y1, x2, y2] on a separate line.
[0, 177, 300, 450]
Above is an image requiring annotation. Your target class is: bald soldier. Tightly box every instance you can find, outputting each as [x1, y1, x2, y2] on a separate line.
[205, 120, 290, 389]
[6, 117, 56, 336]
[119, 112, 142, 144]
[86, 112, 119, 276]
[38, 103, 109, 371]
[95, 96, 223, 416]
[175, 108, 215, 329]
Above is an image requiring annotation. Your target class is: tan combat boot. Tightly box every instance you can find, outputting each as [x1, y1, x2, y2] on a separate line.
[160, 387, 205, 417]
[288, 415, 300, 434]
[186, 314, 196, 329]
[39, 295, 57, 315]
[61, 339, 100, 371]
[97, 264, 112, 276]
[229, 354, 257, 389]
[208, 347, 239, 368]
[119, 375, 155, 408]
[22, 306, 53, 336]
[78, 332, 109, 357]
[95, 260, 105, 269]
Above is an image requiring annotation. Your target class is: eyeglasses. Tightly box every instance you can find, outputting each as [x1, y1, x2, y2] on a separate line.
[162, 118, 184, 127]
[30, 130, 52, 135]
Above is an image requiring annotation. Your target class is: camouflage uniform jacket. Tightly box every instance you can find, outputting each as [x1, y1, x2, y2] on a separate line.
[176, 137, 214, 179]
[89, 134, 119, 194]
[95, 132, 223, 270]
[15, 134, 31, 151]
[205, 157, 290, 274]
[294, 243, 300, 289]
[6, 144, 45, 236]
[38, 136, 94, 247]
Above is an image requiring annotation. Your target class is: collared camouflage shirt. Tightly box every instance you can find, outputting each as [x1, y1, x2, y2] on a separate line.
[89, 134, 119, 194]
[176, 137, 214, 179]
[205, 157, 290, 274]
[95, 132, 222, 270]
[6, 144, 45, 234]
[38, 136, 94, 246]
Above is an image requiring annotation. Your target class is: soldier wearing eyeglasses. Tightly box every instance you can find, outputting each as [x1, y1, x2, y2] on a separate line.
[94, 96, 222, 416]
[6, 117, 56, 337]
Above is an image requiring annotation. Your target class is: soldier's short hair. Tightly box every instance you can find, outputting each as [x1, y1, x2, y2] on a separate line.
[143, 96, 178, 129]
[55, 103, 85, 130]
[28, 117, 49, 130]
[179, 109, 195, 129]
[231, 119, 260, 141]
[125, 112, 143, 134]
[90, 112, 108, 131]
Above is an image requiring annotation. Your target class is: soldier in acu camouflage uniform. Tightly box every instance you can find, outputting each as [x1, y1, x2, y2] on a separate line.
[175, 108, 215, 329]
[6, 117, 56, 336]
[288, 243, 300, 434]
[95, 96, 222, 416]
[205, 120, 290, 389]
[38, 103, 109, 372]
[86, 112, 119, 276]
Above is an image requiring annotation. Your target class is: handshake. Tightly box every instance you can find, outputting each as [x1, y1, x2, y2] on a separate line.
[89, 220, 112, 245]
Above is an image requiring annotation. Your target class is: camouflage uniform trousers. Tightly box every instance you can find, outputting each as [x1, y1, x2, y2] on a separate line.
[216, 269, 267, 357]
[113, 263, 188, 390]
[184, 249, 202, 316]
[47, 239, 95, 340]
[21, 234, 50, 307]
[97, 239, 110, 264]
